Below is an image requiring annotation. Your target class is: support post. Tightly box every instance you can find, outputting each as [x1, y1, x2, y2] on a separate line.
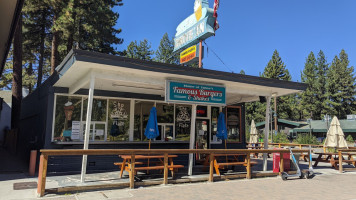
[338, 150, 343, 173]
[37, 155, 48, 197]
[130, 154, 135, 189]
[274, 96, 277, 133]
[209, 153, 214, 182]
[188, 104, 197, 176]
[263, 96, 271, 171]
[81, 74, 95, 182]
[280, 152, 284, 175]
[246, 153, 251, 179]
[163, 153, 168, 185]
[198, 40, 202, 68]
[129, 99, 135, 141]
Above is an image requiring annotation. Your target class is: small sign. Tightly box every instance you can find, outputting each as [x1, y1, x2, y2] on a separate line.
[71, 121, 81, 140]
[180, 45, 198, 64]
[166, 81, 226, 105]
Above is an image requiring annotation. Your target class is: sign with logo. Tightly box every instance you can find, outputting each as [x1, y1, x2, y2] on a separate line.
[180, 44, 203, 64]
[166, 81, 226, 105]
[173, 0, 216, 53]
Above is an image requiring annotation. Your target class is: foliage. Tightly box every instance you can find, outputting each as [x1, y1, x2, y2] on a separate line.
[155, 33, 179, 64]
[325, 50, 356, 118]
[346, 135, 354, 143]
[273, 132, 289, 143]
[315, 50, 329, 119]
[301, 52, 318, 119]
[126, 39, 154, 61]
[294, 134, 319, 145]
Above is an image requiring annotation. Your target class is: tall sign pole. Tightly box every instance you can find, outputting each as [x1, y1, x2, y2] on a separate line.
[199, 40, 203, 68]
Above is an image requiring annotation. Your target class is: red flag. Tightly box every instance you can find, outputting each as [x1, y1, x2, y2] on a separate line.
[213, 0, 220, 31]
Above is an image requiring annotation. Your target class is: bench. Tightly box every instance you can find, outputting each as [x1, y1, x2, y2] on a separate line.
[134, 165, 184, 178]
[214, 160, 258, 175]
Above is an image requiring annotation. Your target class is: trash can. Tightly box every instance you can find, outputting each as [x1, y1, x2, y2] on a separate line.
[273, 149, 290, 173]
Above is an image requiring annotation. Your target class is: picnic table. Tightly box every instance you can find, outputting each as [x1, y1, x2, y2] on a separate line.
[246, 145, 264, 158]
[115, 154, 184, 178]
[313, 152, 356, 169]
[203, 153, 257, 176]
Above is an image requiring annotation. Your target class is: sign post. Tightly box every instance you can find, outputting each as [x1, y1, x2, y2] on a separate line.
[199, 40, 202, 68]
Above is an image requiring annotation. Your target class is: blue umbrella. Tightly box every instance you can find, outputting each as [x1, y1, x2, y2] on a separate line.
[144, 107, 160, 149]
[216, 112, 228, 154]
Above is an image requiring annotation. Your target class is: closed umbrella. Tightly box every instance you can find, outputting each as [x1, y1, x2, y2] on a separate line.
[144, 107, 160, 149]
[249, 120, 258, 144]
[323, 116, 348, 149]
[217, 112, 228, 162]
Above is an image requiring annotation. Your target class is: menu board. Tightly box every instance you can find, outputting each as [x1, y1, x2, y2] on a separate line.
[71, 121, 81, 140]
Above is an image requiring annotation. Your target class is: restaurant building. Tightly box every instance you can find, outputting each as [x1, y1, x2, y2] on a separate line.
[19, 49, 306, 173]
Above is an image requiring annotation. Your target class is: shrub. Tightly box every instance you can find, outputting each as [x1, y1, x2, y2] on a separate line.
[273, 132, 289, 143]
[346, 135, 354, 143]
[294, 134, 319, 145]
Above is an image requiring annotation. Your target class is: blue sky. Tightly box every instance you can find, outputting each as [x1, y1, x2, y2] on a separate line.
[113, 0, 356, 82]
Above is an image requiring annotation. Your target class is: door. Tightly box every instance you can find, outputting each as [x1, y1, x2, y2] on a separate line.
[195, 119, 209, 161]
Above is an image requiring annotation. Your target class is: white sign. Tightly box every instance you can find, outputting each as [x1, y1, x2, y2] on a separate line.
[71, 121, 81, 140]
[96, 129, 104, 136]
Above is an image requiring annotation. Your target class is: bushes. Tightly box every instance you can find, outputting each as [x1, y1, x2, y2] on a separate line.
[346, 135, 354, 143]
[294, 134, 319, 145]
[273, 132, 289, 143]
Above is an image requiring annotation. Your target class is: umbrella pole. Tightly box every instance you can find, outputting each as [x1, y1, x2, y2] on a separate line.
[148, 139, 151, 174]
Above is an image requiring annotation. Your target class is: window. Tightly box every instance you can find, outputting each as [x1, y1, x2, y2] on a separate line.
[175, 105, 191, 141]
[133, 101, 154, 141]
[53, 95, 82, 142]
[107, 100, 130, 141]
[211, 107, 220, 143]
[226, 106, 242, 142]
[82, 98, 107, 141]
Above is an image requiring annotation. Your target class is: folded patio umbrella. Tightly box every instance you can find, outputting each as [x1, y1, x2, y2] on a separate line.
[144, 107, 160, 149]
[217, 112, 228, 147]
[249, 120, 258, 144]
[323, 116, 348, 149]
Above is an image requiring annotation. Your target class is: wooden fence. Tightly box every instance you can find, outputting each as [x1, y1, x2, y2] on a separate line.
[37, 149, 310, 197]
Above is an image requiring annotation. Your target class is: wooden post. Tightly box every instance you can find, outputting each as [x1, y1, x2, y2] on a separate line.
[163, 153, 168, 185]
[299, 145, 302, 150]
[209, 153, 214, 182]
[198, 40, 202, 68]
[246, 153, 251, 179]
[37, 155, 48, 197]
[129, 154, 135, 189]
[278, 144, 281, 148]
[338, 150, 343, 173]
[280, 153, 284, 175]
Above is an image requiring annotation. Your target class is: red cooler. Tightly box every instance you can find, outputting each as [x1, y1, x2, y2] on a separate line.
[273, 149, 290, 173]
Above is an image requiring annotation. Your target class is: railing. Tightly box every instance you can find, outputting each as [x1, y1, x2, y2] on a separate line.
[37, 149, 310, 197]
[337, 149, 356, 173]
[248, 142, 325, 152]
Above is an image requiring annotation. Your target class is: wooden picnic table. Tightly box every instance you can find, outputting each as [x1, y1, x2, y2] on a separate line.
[246, 145, 264, 158]
[203, 153, 257, 176]
[115, 154, 184, 178]
[313, 152, 356, 169]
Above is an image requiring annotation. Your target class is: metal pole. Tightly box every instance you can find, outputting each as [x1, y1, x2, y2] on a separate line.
[188, 104, 197, 176]
[81, 74, 95, 182]
[263, 96, 271, 171]
[198, 40, 202, 68]
[274, 96, 277, 133]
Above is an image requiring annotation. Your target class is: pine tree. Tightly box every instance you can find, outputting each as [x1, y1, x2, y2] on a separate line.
[126, 39, 154, 61]
[155, 33, 179, 64]
[301, 52, 317, 119]
[315, 50, 329, 119]
[326, 50, 356, 118]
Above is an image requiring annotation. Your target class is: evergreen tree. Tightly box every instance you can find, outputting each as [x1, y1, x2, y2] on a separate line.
[239, 69, 245, 74]
[315, 50, 329, 119]
[301, 52, 317, 119]
[126, 39, 154, 61]
[155, 33, 178, 64]
[326, 50, 356, 118]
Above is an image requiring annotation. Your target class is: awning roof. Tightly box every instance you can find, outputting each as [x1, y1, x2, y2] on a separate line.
[0, 0, 24, 76]
[54, 49, 307, 105]
[256, 119, 306, 128]
[291, 119, 356, 133]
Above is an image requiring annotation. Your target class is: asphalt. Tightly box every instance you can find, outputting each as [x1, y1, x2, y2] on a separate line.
[1, 153, 356, 200]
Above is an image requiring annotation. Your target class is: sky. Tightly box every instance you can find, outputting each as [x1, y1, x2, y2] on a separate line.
[113, 0, 356, 82]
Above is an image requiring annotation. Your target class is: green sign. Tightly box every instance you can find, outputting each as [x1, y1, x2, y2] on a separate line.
[166, 81, 226, 105]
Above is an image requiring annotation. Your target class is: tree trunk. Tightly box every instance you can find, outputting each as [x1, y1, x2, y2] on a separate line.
[11, 16, 23, 130]
[50, 13, 59, 75]
[37, 10, 46, 86]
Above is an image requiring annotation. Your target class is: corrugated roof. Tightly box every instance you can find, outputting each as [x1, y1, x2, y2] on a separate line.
[255, 119, 306, 128]
[291, 119, 356, 133]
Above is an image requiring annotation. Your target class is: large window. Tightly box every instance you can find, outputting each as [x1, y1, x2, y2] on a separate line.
[107, 100, 130, 141]
[53, 95, 82, 142]
[211, 107, 220, 143]
[226, 106, 242, 142]
[133, 101, 154, 141]
[175, 105, 191, 141]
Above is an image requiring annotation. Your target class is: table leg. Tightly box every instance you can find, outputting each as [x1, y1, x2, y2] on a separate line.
[129, 155, 135, 189]
[163, 153, 168, 185]
[209, 153, 214, 182]
[214, 159, 220, 176]
[246, 154, 251, 179]
[338, 151, 343, 173]
[313, 154, 322, 167]
[120, 159, 126, 178]
[280, 153, 284, 175]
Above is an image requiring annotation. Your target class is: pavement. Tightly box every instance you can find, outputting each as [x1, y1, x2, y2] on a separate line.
[1, 154, 356, 200]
